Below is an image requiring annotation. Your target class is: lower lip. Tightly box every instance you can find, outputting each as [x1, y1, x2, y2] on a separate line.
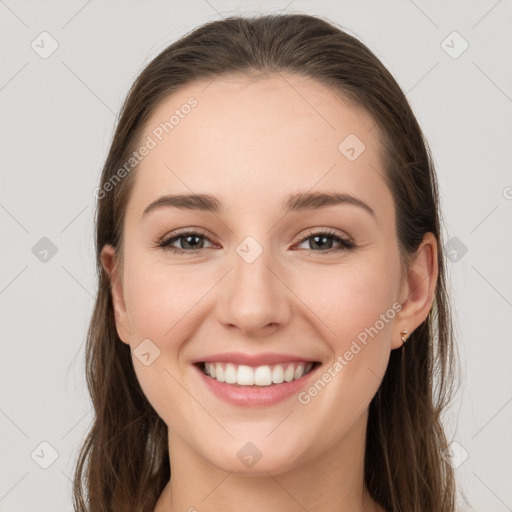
[193, 363, 320, 407]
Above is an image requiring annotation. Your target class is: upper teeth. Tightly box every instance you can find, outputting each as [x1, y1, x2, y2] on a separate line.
[203, 362, 314, 386]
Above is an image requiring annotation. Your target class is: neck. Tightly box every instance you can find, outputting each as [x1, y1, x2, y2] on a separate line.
[154, 409, 383, 512]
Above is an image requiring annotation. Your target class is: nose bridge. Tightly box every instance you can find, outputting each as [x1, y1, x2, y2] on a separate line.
[234, 234, 273, 289]
[218, 233, 290, 334]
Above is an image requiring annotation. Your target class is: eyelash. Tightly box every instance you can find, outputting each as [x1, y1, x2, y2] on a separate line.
[155, 228, 355, 255]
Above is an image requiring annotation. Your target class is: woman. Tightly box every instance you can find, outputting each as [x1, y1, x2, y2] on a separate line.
[74, 13, 459, 512]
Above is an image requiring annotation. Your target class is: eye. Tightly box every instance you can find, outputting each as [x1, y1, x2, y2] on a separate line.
[156, 229, 215, 254]
[155, 228, 355, 255]
[294, 229, 355, 254]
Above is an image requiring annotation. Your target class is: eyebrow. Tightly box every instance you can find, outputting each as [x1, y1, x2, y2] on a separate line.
[142, 191, 376, 219]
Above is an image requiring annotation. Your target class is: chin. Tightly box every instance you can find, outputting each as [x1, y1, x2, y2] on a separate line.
[198, 431, 313, 476]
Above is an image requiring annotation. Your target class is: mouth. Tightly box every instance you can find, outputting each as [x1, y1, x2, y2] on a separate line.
[195, 361, 321, 387]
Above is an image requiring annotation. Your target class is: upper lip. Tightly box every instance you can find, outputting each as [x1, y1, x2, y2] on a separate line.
[192, 352, 319, 367]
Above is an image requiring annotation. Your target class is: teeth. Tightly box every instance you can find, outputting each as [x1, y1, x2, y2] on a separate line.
[216, 364, 224, 382]
[202, 362, 315, 386]
[284, 364, 295, 382]
[225, 363, 237, 384]
[237, 365, 254, 385]
[294, 364, 305, 380]
[254, 365, 272, 386]
[271, 365, 284, 384]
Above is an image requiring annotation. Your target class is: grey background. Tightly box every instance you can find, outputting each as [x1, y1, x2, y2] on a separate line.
[1, 0, 511, 510]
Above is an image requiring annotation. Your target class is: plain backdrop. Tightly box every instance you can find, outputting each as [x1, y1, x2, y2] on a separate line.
[1, 1, 511, 510]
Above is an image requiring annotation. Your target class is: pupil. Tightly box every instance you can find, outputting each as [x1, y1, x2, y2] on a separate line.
[183, 235, 201, 249]
[312, 235, 332, 250]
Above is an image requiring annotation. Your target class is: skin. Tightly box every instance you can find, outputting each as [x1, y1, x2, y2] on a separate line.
[101, 73, 438, 512]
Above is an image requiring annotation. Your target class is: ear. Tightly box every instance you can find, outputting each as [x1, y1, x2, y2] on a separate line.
[100, 244, 131, 345]
[392, 232, 438, 350]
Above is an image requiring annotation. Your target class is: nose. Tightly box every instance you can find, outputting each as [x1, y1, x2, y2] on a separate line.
[216, 239, 292, 337]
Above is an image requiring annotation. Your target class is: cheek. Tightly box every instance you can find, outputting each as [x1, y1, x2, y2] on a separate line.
[122, 255, 206, 343]
[121, 257, 202, 424]
[291, 264, 397, 432]
[294, 258, 399, 349]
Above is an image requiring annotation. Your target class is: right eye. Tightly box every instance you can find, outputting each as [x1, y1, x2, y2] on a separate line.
[156, 230, 215, 254]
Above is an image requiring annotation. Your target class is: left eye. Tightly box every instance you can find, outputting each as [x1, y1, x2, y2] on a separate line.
[157, 231, 214, 253]
[156, 230, 355, 254]
[296, 231, 354, 252]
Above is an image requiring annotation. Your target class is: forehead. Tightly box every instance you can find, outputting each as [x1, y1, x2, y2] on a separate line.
[129, 73, 392, 220]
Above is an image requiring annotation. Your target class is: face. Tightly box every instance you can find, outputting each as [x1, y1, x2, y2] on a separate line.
[102, 73, 432, 475]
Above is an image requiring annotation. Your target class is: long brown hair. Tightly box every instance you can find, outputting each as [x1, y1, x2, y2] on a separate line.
[73, 13, 459, 511]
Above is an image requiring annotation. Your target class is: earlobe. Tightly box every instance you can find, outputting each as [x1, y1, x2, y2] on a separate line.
[100, 244, 132, 345]
[392, 233, 438, 350]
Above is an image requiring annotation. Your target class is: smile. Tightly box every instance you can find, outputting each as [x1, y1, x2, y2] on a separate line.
[199, 361, 318, 386]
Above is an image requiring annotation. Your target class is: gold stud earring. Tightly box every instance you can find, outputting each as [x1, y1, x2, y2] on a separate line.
[400, 330, 409, 344]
